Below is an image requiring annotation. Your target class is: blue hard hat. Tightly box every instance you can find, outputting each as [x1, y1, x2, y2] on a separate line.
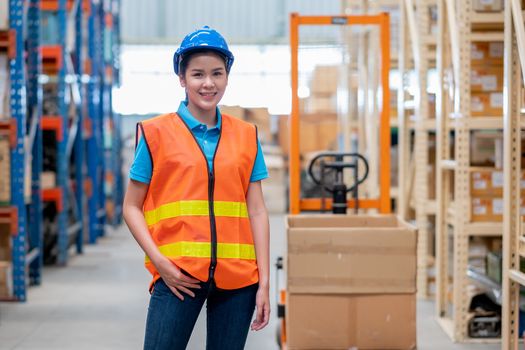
[173, 26, 234, 75]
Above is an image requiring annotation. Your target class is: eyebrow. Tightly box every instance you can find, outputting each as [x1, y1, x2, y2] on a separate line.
[189, 67, 225, 73]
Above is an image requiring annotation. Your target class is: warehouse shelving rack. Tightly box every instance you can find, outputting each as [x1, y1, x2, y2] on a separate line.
[502, 0, 525, 347]
[435, 0, 506, 342]
[397, 0, 437, 299]
[1, 0, 44, 301]
[41, 0, 88, 264]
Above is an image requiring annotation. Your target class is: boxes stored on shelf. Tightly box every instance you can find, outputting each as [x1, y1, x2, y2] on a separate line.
[219, 105, 246, 120]
[41, 171, 56, 190]
[286, 293, 416, 350]
[473, 0, 503, 12]
[0, 137, 10, 204]
[471, 42, 504, 66]
[471, 92, 503, 117]
[286, 215, 417, 294]
[471, 66, 504, 92]
[0, 223, 12, 261]
[309, 65, 339, 95]
[471, 170, 503, 196]
[0, 261, 13, 298]
[0, 1, 8, 30]
[278, 113, 338, 154]
[304, 95, 337, 113]
[471, 197, 503, 222]
[245, 107, 272, 144]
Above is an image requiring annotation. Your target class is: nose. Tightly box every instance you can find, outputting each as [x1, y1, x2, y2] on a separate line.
[203, 75, 214, 87]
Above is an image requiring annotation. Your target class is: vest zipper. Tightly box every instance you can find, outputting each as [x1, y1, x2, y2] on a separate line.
[208, 130, 221, 281]
[176, 114, 221, 282]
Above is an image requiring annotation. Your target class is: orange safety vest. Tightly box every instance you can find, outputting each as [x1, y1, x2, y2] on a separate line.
[138, 113, 259, 290]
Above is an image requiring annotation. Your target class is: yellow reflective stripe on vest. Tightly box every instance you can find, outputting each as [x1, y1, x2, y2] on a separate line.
[144, 200, 248, 226]
[144, 241, 256, 263]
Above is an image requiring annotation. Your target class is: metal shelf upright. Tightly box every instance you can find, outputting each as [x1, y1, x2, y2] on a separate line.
[398, 0, 437, 299]
[2, 0, 43, 301]
[435, 0, 505, 342]
[85, 0, 106, 242]
[502, 0, 525, 347]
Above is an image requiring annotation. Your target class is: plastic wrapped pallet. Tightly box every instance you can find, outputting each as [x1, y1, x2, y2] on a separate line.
[0, 1, 8, 30]
[0, 54, 9, 120]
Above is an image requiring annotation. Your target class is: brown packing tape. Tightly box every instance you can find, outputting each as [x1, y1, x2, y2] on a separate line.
[287, 214, 399, 228]
[288, 277, 416, 291]
[288, 242, 415, 255]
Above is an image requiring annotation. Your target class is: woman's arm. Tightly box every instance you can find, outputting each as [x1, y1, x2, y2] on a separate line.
[123, 179, 201, 300]
[246, 181, 270, 331]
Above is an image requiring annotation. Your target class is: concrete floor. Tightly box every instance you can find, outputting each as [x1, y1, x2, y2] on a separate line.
[0, 215, 501, 349]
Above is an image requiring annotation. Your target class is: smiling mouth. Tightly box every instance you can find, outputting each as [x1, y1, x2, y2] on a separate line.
[200, 92, 217, 97]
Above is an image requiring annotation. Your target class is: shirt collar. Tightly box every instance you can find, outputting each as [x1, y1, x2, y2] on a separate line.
[177, 101, 222, 131]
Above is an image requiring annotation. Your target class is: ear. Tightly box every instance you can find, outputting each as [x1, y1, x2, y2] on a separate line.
[179, 74, 186, 88]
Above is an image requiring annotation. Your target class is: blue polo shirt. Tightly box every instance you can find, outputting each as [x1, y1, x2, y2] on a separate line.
[129, 102, 269, 184]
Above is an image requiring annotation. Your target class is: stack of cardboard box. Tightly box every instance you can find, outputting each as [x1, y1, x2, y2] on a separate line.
[470, 42, 504, 117]
[0, 136, 9, 205]
[305, 65, 339, 114]
[219, 105, 273, 144]
[0, 224, 12, 298]
[286, 215, 417, 349]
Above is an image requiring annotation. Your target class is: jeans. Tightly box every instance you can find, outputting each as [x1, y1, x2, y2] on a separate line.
[143, 278, 258, 350]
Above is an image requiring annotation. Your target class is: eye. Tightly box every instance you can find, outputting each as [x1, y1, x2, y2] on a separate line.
[214, 71, 223, 76]
[192, 72, 203, 77]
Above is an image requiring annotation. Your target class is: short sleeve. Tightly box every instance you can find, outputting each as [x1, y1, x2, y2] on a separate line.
[250, 139, 269, 182]
[129, 137, 153, 184]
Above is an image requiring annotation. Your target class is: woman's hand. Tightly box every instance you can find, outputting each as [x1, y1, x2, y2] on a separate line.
[155, 257, 201, 301]
[251, 285, 270, 331]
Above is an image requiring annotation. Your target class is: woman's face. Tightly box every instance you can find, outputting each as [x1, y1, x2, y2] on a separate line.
[179, 52, 228, 117]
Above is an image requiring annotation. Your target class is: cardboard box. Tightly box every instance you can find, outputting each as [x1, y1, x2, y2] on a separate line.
[245, 107, 272, 144]
[471, 197, 503, 222]
[0, 261, 13, 298]
[0, 136, 10, 204]
[0, 223, 11, 261]
[286, 293, 417, 350]
[473, 0, 503, 12]
[278, 114, 339, 154]
[471, 42, 504, 66]
[310, 65, 339, 95]
[471, 65, 504, 92]
[471, 170, 503, 196]
[305, 95, 337, 113]
[471, 92, 503, 117]
[287, 215, 417, 294]
[41, 171, 57, 190]
[219, 105, 246, 120]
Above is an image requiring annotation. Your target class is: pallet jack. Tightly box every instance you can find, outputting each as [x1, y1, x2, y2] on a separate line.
[276, 12, 392, 348]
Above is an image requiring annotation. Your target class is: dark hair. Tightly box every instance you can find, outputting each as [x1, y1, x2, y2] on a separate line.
[179, 49, 228, 77]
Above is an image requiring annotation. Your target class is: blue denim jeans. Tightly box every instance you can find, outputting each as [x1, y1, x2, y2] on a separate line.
[143, 278, 258, 350]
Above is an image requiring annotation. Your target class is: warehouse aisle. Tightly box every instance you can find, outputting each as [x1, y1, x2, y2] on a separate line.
[0, 214, 500, 350]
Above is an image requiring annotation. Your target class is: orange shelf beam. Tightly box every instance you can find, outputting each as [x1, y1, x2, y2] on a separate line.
[41, 116, 64, 141]
[41, 0, 90, 13]
[41, 45, 63, 74]
[42, 188, 63, 212]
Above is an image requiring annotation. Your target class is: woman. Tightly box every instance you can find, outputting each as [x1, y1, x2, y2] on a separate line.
[123, 26, 270, 350]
